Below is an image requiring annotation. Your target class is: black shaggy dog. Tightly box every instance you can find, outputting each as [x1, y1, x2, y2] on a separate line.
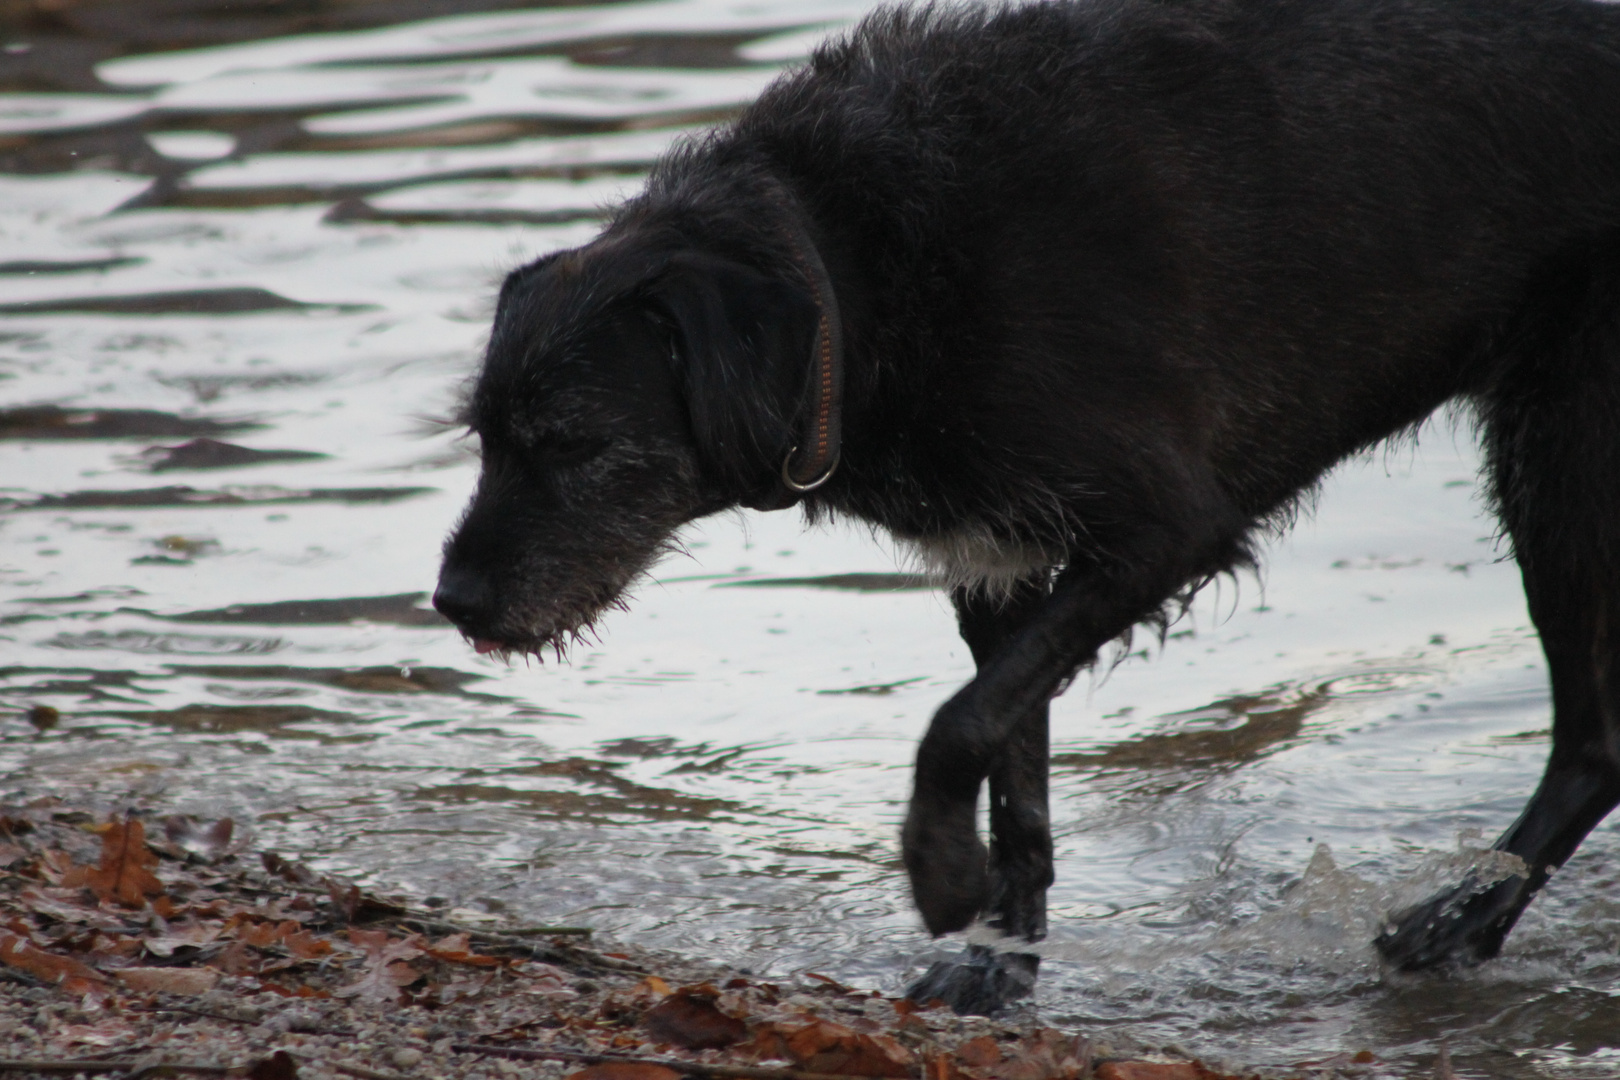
[435, 0, 1620, 1013]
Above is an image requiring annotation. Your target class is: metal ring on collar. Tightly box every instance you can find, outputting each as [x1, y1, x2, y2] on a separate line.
[781, 449, 839, 493]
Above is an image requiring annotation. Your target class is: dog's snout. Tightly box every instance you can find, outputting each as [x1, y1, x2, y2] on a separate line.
[433, 563, 493, 630]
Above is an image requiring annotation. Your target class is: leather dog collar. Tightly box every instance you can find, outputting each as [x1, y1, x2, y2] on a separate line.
[764, 177, 844, 499]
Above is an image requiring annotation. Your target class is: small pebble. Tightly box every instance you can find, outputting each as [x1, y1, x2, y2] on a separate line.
[393, 1048, 425, 1069]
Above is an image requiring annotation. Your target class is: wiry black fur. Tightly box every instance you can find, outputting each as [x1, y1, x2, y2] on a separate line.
[437, 0, 1620, 1013]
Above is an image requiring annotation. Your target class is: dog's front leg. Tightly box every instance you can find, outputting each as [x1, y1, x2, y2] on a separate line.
[906, 580, 1052, 1013]
[902, 560, 1181, 1012]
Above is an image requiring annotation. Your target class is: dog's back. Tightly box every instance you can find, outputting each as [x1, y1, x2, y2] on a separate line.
[628, 0, 1620, 575]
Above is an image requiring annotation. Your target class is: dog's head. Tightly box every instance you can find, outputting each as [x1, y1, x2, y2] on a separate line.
[433, 229, 819, 658]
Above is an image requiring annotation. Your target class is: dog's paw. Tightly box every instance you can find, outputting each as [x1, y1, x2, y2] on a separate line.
[1374, 874, 1528, 971]
[902, 797, 990, 934]
[905, 946, 1038, 1016]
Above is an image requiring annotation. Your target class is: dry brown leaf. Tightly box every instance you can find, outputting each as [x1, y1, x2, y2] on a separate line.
[259, 980, 331, 999]
[283, 929, 334, 959]
[0, 932, 108, 997]
[143, 920, 224, 958]
[66, 815, 165, 908]
[88, 933, 143, 961]
[35, 848, 77, 886]
[18, 886, 125, 929]
[925, 1052, 968, 1080]
[958, 1037, 1003, 1069]
[516, 960, 578, 999]
[994, 1030, 1091, 1080]
[566, 1065, 681, 1080]
[776, 1017, 915, 1078]
[642, 985, 749, 1050]
[346, 927, 398, 953]
[601, 974, 674, 1019]
[423, 932, 503, 967]
[214, 940, 261, 976]
[336, 929, 423, 1002]
[55, 1020, 135, 1048]
[236, 919, 300, 948]
[113, 966, 221, 994]
[1094, 1064, 1224, 1080]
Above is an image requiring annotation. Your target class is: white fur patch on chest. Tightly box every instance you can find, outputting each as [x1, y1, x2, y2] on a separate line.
[904, 525, 1058, 598]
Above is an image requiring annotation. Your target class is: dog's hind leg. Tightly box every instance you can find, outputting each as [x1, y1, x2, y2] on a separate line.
[1377, 242, 1620, 970]
[906, 577, 1053, 1013]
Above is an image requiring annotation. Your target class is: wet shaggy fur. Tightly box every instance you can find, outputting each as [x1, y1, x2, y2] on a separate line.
[436, 0, 1620, 1013]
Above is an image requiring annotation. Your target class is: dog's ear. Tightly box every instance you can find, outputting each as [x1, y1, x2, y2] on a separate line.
[647, 252, 820, 500]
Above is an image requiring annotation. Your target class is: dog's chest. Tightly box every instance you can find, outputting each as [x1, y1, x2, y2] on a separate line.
[903, 526, 1057, 598]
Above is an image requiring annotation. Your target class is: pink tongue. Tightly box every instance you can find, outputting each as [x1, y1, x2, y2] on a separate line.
[472, 639, 503, 655]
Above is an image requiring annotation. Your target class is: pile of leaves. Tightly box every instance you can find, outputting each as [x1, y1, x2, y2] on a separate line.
[0, 800, 1383, 1080]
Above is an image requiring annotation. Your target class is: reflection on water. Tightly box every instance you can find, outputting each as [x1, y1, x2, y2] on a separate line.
[0, 1, 1613, 1075]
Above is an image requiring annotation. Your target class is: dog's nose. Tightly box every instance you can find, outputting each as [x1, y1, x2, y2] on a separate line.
[433, 564, 493, 628]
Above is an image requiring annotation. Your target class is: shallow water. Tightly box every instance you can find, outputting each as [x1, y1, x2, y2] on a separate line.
[0, 3, 1616, 1075]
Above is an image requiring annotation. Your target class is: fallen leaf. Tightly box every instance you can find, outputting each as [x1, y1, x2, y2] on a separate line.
[423, 932, 502, 967]
[996, 1030, 1092, 1080]
[66, 815, 165, 908]
[959, 1037, 1002, 1068]
[1094, 1064, 1222, 1080]
[88, 933, 143, 961]
[642, 985, 749, 1049]
[600, 974, 673, 1018]
[113, 966, 221, 994]
[0, 932, 108, 996]
[259, 981, 331, 998]
[346, 928, 395, 952]
[566, 1064, 681, 1080]
[778, 1018, 915, 1078]
[283, 929, 333, 959]
[18, 887, 126, 930]
[516, 960, 577, 998]
[56, 1020, 135, 1047]
[236, 919, 299, 948]
[336, 930, 422, 1002]
[143, 921, 224, 958]
[214, 940, 260, 976]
